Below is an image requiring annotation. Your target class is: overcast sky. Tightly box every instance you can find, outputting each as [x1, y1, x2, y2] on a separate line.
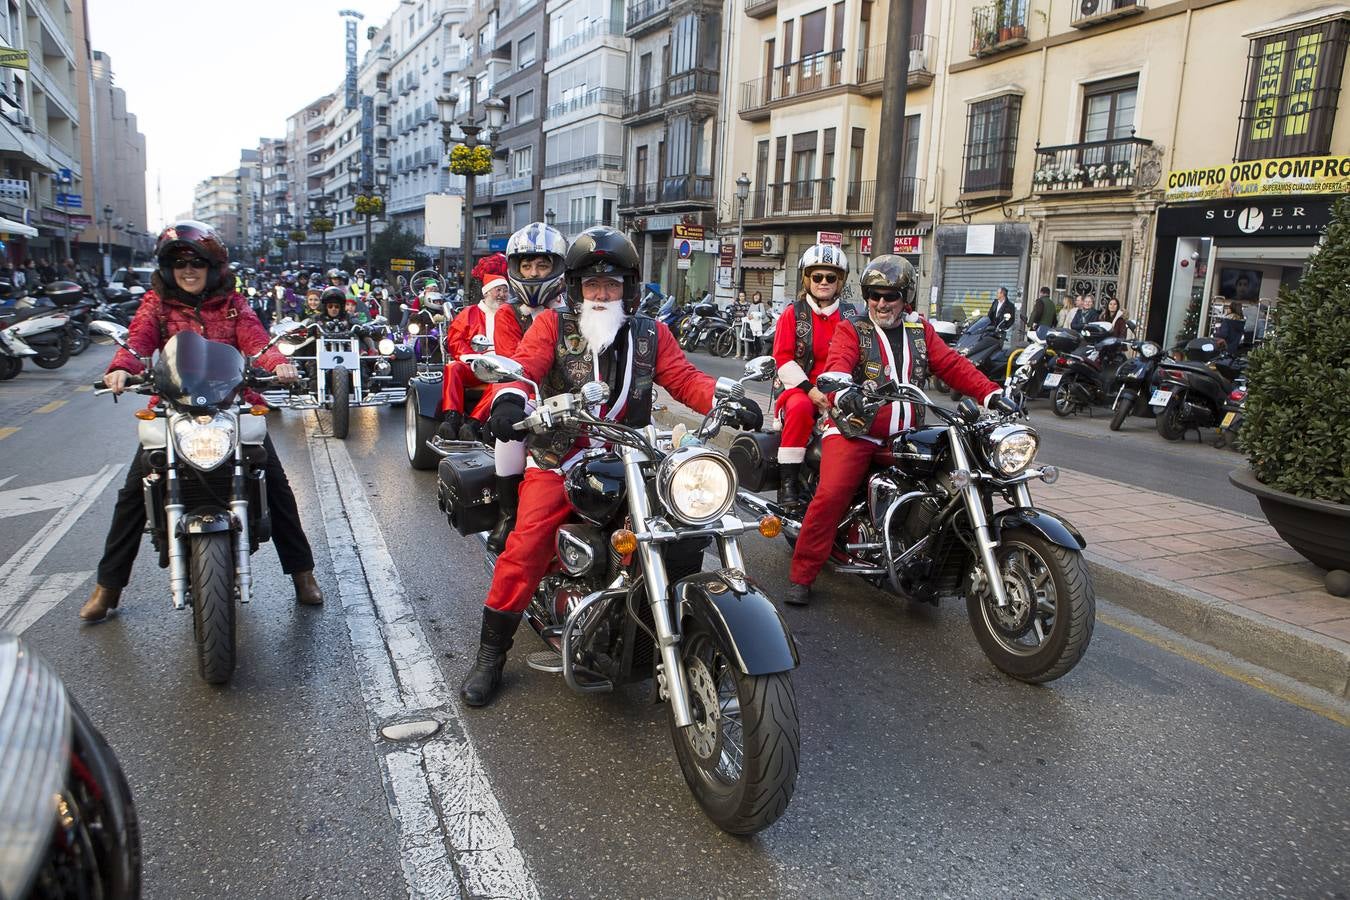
[86, 0, 394, 229]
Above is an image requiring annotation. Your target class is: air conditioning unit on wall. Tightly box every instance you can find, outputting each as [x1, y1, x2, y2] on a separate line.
[760, 233, 786, 255]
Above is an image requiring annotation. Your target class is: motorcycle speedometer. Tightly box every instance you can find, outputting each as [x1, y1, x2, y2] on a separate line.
[1139, 341, 1161, 360]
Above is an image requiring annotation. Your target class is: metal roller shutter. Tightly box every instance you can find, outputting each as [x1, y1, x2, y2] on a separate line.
[938, 255, 1021, 323]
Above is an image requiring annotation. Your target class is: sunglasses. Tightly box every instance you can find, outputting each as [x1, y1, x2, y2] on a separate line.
[171, 258, 210, 270]
[867, 292, 902, 303]
[809, 272, 839, 284]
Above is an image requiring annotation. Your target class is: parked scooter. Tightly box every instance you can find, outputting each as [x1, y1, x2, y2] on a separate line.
[0, 299, 72, 375]
[677, 301, 731, 352]
[1150, 337, 1248, 442]
[1044, 321, 1134, 417]
[1107, 336, 1165, 431]
[949, 313, 1015, 398]
[1213, 378, 1247, 450]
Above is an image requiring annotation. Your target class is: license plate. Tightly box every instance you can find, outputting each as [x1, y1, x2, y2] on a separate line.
[1222, 412, 1236, 428]
[1043, 373, 1063, 388]
[1150, 389, 1173, 407]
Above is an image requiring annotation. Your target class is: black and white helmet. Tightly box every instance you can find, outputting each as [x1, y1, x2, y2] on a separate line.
[798, 243, 848, 275]
[505, 222, 568, 308]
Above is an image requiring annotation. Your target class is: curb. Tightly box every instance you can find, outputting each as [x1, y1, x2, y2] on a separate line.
[651, 400, 1350, 701]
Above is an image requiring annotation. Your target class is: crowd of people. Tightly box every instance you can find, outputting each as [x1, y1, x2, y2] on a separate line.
[0, 256, 103, 291]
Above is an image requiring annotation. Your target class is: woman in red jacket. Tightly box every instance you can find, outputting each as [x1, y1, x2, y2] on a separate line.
[79, 221, 321, 622]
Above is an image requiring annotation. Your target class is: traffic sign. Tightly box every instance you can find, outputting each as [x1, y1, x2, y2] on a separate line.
[676, 240, 693, 260]
[56, 168, 73, 185]
[390, 258, 416, 267]
[55, 192, 82, 209]
[673, 223, 705, 241]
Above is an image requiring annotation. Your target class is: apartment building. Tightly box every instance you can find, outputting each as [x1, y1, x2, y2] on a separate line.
[539, 0, 628, 240]
[385, 0, 470, 253]
[193, 173, 242, 250]
[481, 0, 548, 244]
[716, 0, 939, 306]
[286, 94, 330, 264]
[933, 0, 1350, 347]
[255, 137, 288, 262]
[85, 50, 148, 271]
[619, 0, 724, 291]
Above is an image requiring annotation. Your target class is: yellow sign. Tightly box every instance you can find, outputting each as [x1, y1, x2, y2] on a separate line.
[390, 258, 415, 267]
[1164, 155, 1350, 203]
[0, 49, 28, 70]
[389, 262, 415, 272]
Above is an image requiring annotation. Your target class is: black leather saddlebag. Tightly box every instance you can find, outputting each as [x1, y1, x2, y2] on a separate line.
[729, 431, 781, 493]
[437, 446, 499, 535]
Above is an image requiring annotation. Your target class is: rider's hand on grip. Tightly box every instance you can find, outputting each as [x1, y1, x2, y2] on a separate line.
[102, 370, 130, 395]
[991, 391, 1023, 417]
[837, 387, 869, 418]
[729, 397, 763, 431]
[487, 397, 528, 442]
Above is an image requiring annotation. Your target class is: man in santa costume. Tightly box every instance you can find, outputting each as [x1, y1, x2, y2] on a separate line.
[459, 226, 762, 707]
[784, 255, 1020, 607]
[771, 242, 849, 511]
[438, 253, 508, 439]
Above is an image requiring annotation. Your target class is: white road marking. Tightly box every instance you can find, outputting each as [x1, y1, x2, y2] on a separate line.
[0, 465, 121, 630]
[0, 471, 116, 519]
[306, 417, 539, 900]
[3, 570, 94, 634]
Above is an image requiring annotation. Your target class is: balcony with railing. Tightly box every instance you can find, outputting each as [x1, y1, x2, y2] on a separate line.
[857, 34, 936, 91]
[1032, 136, 1153, 195]
[542, 154, 624, 180]
[625, 0, 670, 36]
[623, 84, 665, 122]
[842, 178, 925, 216]
[738, 49, 843, 118]
[744, 0, 777, 18]
[1072, 0, 1146, 28]
[492, 174, 534, 196]
[970, 0, 1029, 57]
[545, 87, 626, 124]
[546, 19, 624, 63]
[624, 68, 718, 121]
[618, 175, 715, 210]
[745, 178, 837, 219]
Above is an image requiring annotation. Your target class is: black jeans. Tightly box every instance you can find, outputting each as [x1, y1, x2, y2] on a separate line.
[96, 434, 315, 589]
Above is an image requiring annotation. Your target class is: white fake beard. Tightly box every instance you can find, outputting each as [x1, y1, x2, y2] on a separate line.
[481, 291, 504, 314]
[578, 301, 628, 355]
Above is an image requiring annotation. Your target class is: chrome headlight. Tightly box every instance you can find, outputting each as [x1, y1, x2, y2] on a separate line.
[1139, 341, 1161, 360]
[408, 321, 421, 335]
[986, 424, 1039, 476]
[172, 413, 236, 470]
[655, 446, 737, 525]
[378, 338, 395, 356]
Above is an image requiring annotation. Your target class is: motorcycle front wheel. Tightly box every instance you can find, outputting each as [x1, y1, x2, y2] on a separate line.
[1109, 390, 1134, 431]
[69, 322, 90, 356]
[669, 623, 799, 835]
[966, 527, 1094, 684]
[330, 367, 352, 439]
[190, 532, 237, 685]
[1051, 380, 1076, 417]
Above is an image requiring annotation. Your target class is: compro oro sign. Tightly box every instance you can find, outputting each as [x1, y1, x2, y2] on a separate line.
[1164, 155, 1350, 202]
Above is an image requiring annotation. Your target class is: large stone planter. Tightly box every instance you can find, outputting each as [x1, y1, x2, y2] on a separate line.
[1229, 467, 1350, 571]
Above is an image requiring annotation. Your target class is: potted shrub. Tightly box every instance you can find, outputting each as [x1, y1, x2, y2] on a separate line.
[1230, 195, 1350, 585]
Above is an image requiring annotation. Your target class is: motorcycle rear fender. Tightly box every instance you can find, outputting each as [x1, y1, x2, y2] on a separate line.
[137, 417, 167, 450]
[674, 572, 799, 676]
[178, 509, 235, 536]
[411, 376, 443, 419]
[993, 508, 1085, 551]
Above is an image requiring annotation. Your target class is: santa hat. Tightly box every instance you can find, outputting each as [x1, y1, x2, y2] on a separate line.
[472, 252, 508, 283]
[481, 276, 508, 294]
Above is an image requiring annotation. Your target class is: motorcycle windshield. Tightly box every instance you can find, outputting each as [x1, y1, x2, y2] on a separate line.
[152, 331, 245, 408]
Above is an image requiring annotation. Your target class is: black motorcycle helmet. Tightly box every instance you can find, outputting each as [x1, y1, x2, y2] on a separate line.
[321, 286, 346, 313]
[562, 226, 641, 315]
[859, 255, 918, 311]
[154, 220, 230, 297]
[327, 267, 347, 286]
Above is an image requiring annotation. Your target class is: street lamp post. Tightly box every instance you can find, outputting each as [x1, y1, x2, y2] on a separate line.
[438, 84, 506, 305]
[734, 173, 751, 296]
[545, 208, 556, 227]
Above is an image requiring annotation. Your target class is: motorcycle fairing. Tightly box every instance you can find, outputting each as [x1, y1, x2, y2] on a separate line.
[674, 572, 799, 675]
[137, 417, 168, 450]
[991, 508, 1085, 550]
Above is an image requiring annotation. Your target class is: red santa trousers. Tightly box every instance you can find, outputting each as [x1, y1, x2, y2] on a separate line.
[440, 361, 494, 418]
[774, 387, 817, 464]
[788, 433, 883, 587]
[484, 468, 572, 613]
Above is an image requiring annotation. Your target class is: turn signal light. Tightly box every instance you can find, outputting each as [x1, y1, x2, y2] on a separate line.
[610, 529, 638, 555]
[133, 409, 157, 421]
[758, 515, 782, 538]
[250, 405, 269, 416]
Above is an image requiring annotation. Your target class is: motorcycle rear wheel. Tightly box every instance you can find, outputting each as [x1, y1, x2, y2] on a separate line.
[404, 387, 440, 470]
[966, 527, 1094, 684]
[0, 356, 20, 380]
[190, 532, 237, 685]
[1155, 399, 1186, 441]
[331, 367, 352, 439]
[32, 333, 71, 370]
[1051, 380, 1076, 417]
[69, 323, 90, 356]
[669, 624, 799, 835]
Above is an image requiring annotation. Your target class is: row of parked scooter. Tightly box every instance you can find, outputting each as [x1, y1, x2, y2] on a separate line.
[0, 278, 117, 379]
[937, 312, 1248, 449]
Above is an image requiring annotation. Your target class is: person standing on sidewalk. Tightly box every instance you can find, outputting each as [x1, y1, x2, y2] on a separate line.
[770, 244, 848, 512]
[1029, 286, 1057, 330]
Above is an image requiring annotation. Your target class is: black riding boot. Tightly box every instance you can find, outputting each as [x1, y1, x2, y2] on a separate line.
[437, 410, 463, 441]
[778, 464, 803, 512]
[486, 474, 523, 554]
[459, 607, 522, 708]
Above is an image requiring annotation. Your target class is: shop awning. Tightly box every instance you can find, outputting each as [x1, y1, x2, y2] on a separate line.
[0, 216, 37, 237]
[740, 257, 779, 269]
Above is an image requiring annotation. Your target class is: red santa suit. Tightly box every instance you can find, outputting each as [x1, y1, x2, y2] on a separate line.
[788, 311, 1001, 587]
[485, 309, 715, 614]
[771, 297, 843, 464]
[440, 299, 498, 415]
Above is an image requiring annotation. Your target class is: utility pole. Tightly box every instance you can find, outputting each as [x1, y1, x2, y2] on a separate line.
[870, 0, 914, 260]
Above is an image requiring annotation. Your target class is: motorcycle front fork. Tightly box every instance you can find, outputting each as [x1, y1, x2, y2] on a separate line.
[947, 427, 1011, 609]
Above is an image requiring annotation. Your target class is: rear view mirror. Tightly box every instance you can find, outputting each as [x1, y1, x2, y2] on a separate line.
[88, 320, 129, 347]
[815, 371, 854, 394]
[743, 355, 775, 381]
[468, 353, 525, 384]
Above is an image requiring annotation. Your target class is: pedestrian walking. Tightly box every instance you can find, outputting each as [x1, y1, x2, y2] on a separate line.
[1029, 286, 1057, 329]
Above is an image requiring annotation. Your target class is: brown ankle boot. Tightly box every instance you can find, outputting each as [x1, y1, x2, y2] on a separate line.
[293, 571, 323, 605]
[79, 585, 121, 622]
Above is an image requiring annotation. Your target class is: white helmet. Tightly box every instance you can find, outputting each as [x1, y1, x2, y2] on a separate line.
[799, 243, 848, 275]
[506, 222, 568, 308]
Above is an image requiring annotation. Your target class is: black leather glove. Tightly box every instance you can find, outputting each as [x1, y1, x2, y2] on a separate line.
[991, 391, 1023, 417]
[729, 397, 763, 431]
[837, 387, 869, 418]
[487, 397, 527, 442]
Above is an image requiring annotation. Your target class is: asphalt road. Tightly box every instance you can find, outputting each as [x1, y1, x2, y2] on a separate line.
[1, 346, 1343, 898]
[677, 348, 1260, 518]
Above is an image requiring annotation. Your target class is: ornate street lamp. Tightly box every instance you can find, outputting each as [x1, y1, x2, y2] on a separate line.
[734, 173, 751, 294]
